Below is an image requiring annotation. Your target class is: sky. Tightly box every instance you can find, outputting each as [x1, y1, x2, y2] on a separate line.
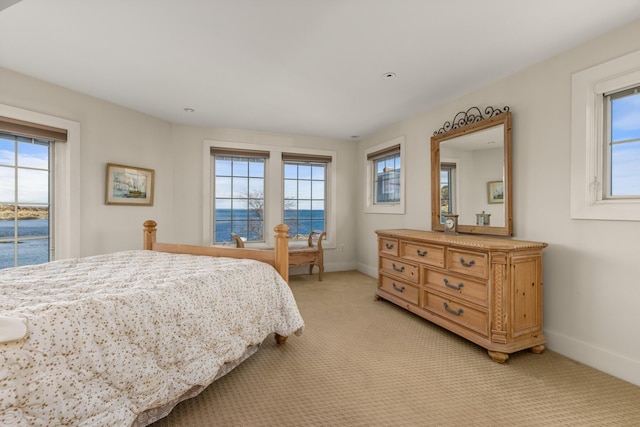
[0, 137, 50, 205]
[610, 92, 640, 196]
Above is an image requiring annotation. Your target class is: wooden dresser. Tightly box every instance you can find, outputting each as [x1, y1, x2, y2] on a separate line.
[375, 229, 548, 363]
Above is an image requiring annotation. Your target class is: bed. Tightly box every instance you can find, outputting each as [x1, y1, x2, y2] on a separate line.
[0, 220, 304, 426]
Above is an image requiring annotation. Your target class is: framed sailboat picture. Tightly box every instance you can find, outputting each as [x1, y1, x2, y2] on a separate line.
[105, 163, 155, 206]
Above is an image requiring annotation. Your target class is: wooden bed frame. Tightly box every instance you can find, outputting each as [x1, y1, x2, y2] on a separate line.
[142, 219, 292, 343]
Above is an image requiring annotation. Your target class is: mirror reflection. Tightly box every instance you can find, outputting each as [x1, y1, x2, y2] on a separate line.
[431, 109, 512, 236]
[439, 125, 505, 227]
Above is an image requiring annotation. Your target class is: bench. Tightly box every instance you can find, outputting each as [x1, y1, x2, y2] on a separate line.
[231, 231, 326, 281]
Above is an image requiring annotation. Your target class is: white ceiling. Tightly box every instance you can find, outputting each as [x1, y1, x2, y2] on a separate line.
[2, 1, 640, 140]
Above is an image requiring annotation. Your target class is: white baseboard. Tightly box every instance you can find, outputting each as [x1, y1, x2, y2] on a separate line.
[356, 262, 377, 279]
[546, 329, 640, 387]
[288, 261, 358, 277]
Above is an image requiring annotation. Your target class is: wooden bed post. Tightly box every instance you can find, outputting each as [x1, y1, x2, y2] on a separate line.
[143, 220, 157, 250]
[273, 223, 290, 283]
[274, 223, 291, 344]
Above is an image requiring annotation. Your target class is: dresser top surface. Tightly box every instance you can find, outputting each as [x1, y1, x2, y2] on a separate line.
[376, 229, 548, 250]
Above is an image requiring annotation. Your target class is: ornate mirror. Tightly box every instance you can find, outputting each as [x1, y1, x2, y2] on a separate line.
[431, 106, 512, 236]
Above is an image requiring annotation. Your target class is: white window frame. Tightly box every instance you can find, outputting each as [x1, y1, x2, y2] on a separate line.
[0, 104, 81, 259]
[571, 49, 640, 221]
[439, 159, 459, 223]
[203, 140, 337, 249]
[364, 136, 405, 214]
[282, 158, 328, 240]
[211, 153, 268, 244]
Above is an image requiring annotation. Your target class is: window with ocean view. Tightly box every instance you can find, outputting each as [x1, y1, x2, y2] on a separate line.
[213, 154, 266, 244]
[0, 133, 51, 269]
[284, 159, 327, 239]
[206, 141, 336, 248]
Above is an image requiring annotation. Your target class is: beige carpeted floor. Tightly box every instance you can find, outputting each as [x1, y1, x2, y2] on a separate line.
[151, 271, 640, 426]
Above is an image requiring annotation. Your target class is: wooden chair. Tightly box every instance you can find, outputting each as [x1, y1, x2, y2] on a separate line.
[231, 231, 326, 281]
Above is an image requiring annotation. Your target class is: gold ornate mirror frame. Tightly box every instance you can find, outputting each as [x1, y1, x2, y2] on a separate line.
[431, 107, 513, 236]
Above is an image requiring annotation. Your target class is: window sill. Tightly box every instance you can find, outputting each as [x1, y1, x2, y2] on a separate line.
[364, 204, 405, 215]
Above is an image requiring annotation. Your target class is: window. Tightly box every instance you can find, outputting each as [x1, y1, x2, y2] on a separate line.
[211, 149, 268, 244]
[204, 141, 336, 248]
[283, 154, 329, 239]
[364, 136, 405, 214]
[571, 49, 640, 220]
[0, 133, 52, 268]
[439, 162, 457, 223]
[0, 106, 80, 261]
[604, 86, 640, 199]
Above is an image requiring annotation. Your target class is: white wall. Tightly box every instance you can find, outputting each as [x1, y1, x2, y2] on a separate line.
[0, 66, 359, 272]
[0, 67, 175, 254]
[356, 19, 640, 386]
[169, 124, 359, 273]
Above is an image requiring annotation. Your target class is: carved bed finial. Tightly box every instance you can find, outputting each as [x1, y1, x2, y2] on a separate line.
[143, 220, 157, 250]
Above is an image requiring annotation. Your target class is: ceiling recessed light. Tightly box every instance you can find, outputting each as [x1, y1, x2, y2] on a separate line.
[184, 107, 195, 113]
[381, 72, 396, 80]
[351, 135, 360, 139]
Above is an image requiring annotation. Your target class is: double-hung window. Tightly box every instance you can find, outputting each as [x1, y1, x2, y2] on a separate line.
[0, 107, 79, 263]
[283, 153, 330, 239]
[211, 148, 268, 244]
[364, 136, 405, 214]
[0, 133, 52, 268]
[0, 112, 72, 269]
[205, 141, 336, 247]
[439, 162, 457, 223]
[604, 86, 640, 199]
[571, 50, 640, 220]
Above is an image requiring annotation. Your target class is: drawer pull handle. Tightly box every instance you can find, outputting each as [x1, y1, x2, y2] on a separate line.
[459, 257, 476, 268]
[385, 243, 395, 249]
[392, 283, 405, 293]
[443, 302, 464, 316]
[416, 249, 428, 257]
[443, 278, 464, 291]
[392, 263, 405, 272]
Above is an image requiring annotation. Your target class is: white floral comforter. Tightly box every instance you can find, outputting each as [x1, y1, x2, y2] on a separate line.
[0, 250, 304, 426]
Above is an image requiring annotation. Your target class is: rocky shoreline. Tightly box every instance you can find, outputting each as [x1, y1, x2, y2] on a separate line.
[0, 206, 48, 220]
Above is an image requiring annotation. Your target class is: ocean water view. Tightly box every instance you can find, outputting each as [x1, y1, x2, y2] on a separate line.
[215, 209, 324, 243]
[0, 218, 49, 269]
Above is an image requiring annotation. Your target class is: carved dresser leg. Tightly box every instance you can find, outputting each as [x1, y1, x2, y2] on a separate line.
[488, 350, 509, 363]
[530, 344, 546, 354]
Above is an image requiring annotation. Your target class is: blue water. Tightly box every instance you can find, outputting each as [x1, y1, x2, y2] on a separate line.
[215, 209, 324, 243]
[0, 218, 49, 269]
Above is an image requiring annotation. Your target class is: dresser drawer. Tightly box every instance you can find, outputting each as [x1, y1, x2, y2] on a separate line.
[379, 274, 419, 305]
[447, 248, 488, 279]
[401, 242, 445, 268]
[424, 269, 487, 306]
[423, 291, 488, 337]
[380, 257, 419, 283]
[379, 238, 399, 257]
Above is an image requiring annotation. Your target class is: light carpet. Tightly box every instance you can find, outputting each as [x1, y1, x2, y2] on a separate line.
[151, 270, 640, 426]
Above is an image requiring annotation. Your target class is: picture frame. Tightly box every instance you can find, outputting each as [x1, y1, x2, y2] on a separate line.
[487, 180, 504, 204]
[105, 163, 154, 206]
